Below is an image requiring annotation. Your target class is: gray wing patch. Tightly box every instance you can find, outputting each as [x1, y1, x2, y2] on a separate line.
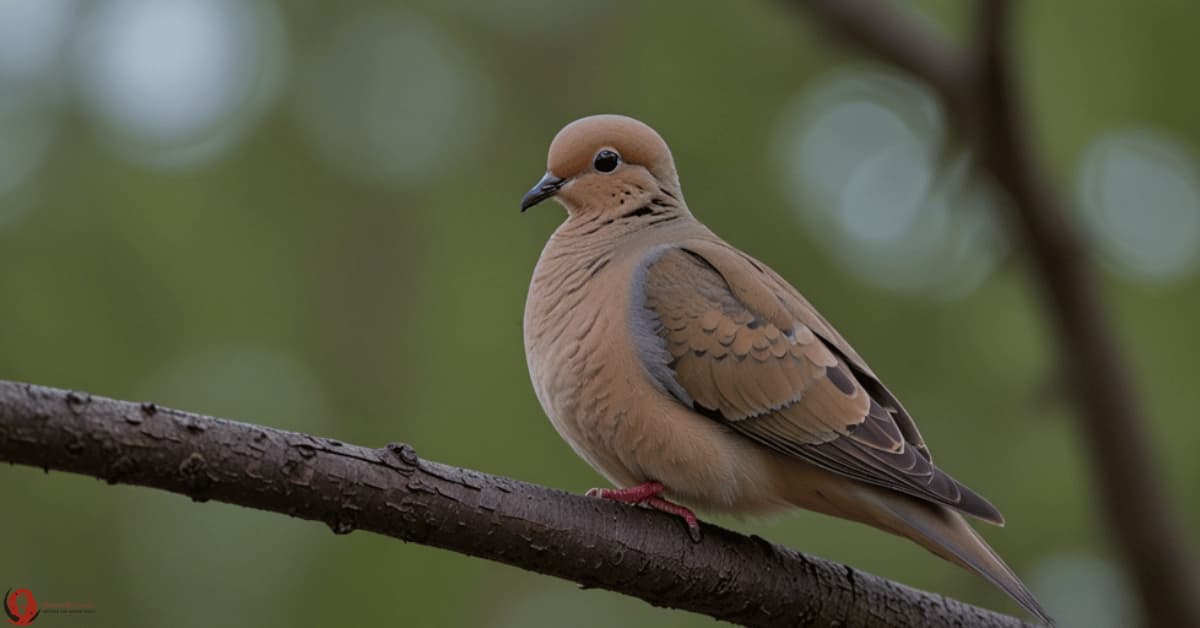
[628, 244, 694, 407]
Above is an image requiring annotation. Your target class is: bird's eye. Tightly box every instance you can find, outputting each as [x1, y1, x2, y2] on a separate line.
[593, 150, 620, 173]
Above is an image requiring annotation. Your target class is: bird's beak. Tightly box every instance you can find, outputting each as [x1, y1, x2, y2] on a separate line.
[520, 172, 565, 212]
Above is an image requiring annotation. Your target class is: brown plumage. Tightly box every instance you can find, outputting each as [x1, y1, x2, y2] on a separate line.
[521, 114, 1051, 624]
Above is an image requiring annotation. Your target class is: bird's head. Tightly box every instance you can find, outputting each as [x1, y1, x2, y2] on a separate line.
[520, 115, 682, 217]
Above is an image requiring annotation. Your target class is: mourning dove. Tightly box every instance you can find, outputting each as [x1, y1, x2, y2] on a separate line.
[520, 114, 1051, 623]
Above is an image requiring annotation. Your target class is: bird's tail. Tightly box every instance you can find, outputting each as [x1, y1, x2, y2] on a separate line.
[853, 486, 1054, 625]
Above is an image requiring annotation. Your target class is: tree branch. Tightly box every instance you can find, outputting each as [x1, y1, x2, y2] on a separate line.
[801, 0, 971, 104]
[795, 1, 1200, 626]
[0, 380, 1031, 627]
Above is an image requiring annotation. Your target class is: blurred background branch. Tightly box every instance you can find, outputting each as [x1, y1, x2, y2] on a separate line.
[796, 1, 1200, 626]
[0, 380, 1034, 628]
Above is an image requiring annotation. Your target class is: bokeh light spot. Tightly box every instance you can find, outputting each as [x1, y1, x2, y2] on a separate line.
[0, 0, 75, 221]
[0, 0, 76, 81]
[294, 10, 490, 185]
[73, 0, 287, 169]
[840, 142, 932, 243]
[776, 69, 1006, 299]
[1077, 129, 1200, 281]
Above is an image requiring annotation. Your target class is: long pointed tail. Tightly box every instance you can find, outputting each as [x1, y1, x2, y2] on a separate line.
[857, 487, 1054, 625]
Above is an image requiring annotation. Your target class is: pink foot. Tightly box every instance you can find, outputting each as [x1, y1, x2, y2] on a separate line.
[585, 481, 703, 542]
[586, 481, 664, 503]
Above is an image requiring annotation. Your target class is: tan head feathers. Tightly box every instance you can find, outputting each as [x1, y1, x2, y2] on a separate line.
[520, 115, 680, 212]
[546, 115, 676, 183]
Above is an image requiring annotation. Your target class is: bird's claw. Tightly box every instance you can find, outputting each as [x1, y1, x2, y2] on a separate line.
[644, 496, 702, 543]
[586, 483, 703, 542]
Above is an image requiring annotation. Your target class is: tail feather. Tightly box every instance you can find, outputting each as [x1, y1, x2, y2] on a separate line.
[864, 489, 1054, 625]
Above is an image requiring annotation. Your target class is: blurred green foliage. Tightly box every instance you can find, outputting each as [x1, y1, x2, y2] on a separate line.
[0, 1, 1197, 626]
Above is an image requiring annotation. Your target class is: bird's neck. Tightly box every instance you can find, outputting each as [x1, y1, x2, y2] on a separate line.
[557, 184, 691, 246]
[530, 189, 695, 314]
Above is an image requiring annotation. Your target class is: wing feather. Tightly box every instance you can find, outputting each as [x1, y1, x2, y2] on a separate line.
[631, 244, 1003, 524]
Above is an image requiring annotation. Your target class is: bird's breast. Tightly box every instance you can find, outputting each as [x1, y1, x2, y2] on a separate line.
[523, 235, 643, 485]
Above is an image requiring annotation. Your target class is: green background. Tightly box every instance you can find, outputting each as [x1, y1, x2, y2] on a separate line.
[1, 1, 1196, 626]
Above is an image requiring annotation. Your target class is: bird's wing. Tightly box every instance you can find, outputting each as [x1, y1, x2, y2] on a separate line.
[629, 241, 1003, 524]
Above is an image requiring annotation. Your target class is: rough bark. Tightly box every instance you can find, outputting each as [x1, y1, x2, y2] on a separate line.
[795, 1, 1200, 626]
[0, 380, 1033, 627]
